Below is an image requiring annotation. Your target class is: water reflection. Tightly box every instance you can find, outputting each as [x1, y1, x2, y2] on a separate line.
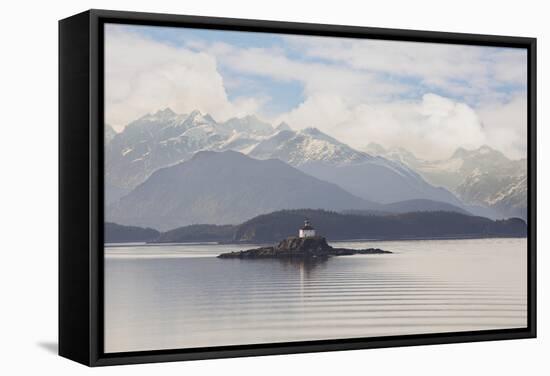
[104, 238, 527, 353]
[275, 256, 331, 274]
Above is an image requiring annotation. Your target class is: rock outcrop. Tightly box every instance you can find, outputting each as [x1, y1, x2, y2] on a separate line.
[218, 236, 391, 259]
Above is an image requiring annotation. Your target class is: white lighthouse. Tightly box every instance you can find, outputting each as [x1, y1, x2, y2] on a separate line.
[298, 219, 316, 238]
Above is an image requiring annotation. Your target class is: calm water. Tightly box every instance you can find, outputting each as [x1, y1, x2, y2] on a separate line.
[104, 238, 527, 353]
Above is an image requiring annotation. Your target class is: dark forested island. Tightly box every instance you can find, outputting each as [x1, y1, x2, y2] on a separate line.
[104, 209, 527, 244]
[154, 224, 236, 243]
[232, 210, 527, 242]
[105, 222, 160, 243]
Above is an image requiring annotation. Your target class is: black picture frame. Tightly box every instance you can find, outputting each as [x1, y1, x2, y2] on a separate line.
[59, 9, 537, 367]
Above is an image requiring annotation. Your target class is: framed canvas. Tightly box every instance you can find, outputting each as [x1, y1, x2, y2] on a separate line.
[59, 9, 537, 366]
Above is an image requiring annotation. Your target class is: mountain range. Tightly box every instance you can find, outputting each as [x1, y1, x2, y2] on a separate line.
[105, 109, 465, 206]
[104, 108, 277, 203]
[105, 108, 527, 229]
[107, 150, 376, 230]
[247, 127, 461, 206]
[364, 143, 527, 219]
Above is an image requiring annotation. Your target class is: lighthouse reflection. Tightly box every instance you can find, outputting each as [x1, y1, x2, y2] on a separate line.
[238, 256, 331, 277]
[275, 256, 331, 275]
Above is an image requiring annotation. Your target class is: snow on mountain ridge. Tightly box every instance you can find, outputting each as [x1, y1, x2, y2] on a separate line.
[106, 109, 490, 218]
[250, 127, 371, 167]
[105, 109, 283, 204]
[364, 142, 527, 219]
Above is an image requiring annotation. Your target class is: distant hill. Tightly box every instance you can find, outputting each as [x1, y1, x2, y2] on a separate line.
[300, 160, 461, 206]
[232, 209, 527, 243]
[104, 222, 160, 243]
[381, 198, 471, 214]
[344, 199, 471, 216]
[107, 151, 375, 230]
[154, 224, 236, 243]
[107, 208, 527, 244]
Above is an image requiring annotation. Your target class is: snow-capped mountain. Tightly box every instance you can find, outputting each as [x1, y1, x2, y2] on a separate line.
[108, 150, 376, 230]
[222, 115, 274, 137]
[249, 128, 462, 205]
[364, 142, 463, 188]
[456, 169, 527, 219]
[249, 128, 370, 166]
[105, 109, 277, 203]
[364, 143, 527, 219]
[107, 109, 384, 205]
[106, 108, 506, 221]
[486, 174, 527, 219]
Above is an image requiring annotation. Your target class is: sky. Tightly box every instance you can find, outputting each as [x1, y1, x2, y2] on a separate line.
[104, 23, 528, 160]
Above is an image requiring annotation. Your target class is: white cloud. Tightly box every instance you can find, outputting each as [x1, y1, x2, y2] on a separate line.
[202, 43, 409, 104]
[278, 93, 489, 160]
[477, 95, 527, 159]
[283, 35, 527, 99]
[199, 36, 527, 160]
[105, 25, 527, 160]
[104, 26, 262, 130]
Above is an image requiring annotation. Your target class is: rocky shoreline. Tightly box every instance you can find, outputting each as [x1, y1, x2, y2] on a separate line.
[218, 236, 391, 259]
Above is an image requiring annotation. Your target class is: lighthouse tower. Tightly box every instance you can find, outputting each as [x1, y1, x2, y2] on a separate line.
[298, 219, 316, 238]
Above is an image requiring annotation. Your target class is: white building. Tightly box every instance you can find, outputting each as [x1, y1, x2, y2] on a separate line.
[299, 219, 316, 238]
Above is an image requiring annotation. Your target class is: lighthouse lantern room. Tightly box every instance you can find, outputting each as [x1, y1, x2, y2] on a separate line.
[299, 219, 316, 238]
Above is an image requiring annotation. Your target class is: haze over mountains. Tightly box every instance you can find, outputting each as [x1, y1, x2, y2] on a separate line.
[105, 108, 527, 230]
[247, 127, 461, 206]
[364, 143, 527, 219]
